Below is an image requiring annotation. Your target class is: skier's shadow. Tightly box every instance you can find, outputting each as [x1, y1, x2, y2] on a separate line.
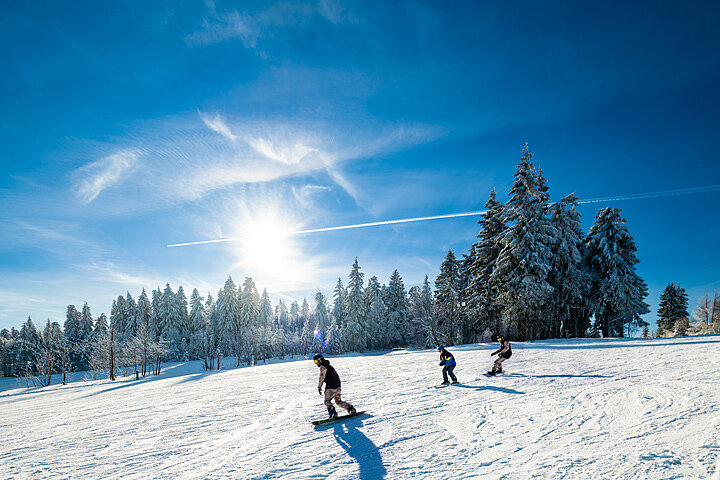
[332, 418, 387, 480]
[455, 384, 525, 395]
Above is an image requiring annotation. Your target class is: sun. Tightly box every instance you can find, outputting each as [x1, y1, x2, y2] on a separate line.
[230, 213, 316, 289]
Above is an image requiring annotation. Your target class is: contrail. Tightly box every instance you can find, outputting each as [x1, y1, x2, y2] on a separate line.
[576, 184, 720, 204]
[167, 184, 720, 247]
[167, 211, 486, 247]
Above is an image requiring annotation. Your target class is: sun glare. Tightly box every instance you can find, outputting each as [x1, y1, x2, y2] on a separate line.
[231, 214, 318, 290]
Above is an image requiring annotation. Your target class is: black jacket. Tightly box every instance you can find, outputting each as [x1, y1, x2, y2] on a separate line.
[320, 360, 341, 389]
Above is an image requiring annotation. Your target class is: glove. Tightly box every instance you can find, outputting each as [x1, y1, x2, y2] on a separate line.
[318, 387, 322, 395]
[439, 361, 444, 366]
[490, 352, 495, 356]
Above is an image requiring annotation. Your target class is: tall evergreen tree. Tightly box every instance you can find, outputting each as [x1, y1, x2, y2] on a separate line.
[343, 257, 366, 352]
[386, 270, 408, 347]
[584, 207, 649, 337]
[216, 278, 240, 357]
[548, 193, 590, 338]
[332, 278, 346, 330]
[467, 189, 505, 338]
[434, 249, 461, 345]
[492, 144, 556, 341]
[657, 282, 689, 336]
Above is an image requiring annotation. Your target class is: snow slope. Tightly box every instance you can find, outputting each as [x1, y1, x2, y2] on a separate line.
[1, 336, 719, 479]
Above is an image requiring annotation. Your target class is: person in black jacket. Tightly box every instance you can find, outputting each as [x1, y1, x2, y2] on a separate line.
[314, 354, 356, 418]
[488, 335, 512, 375]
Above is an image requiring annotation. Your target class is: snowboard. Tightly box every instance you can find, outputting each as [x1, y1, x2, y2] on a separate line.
[428, 382, 460, 388]
[484, 371, 505, 377]
[312, 411, 366, 426]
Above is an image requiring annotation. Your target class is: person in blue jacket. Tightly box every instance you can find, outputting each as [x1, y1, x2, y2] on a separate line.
[438, 346, 458, 384]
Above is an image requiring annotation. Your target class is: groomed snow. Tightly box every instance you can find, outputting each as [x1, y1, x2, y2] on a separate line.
[1, 336, 719, 479]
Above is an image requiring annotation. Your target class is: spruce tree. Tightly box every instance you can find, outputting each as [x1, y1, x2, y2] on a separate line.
[386, 270, 408, 347]
[548, 193, 589, 338]
[467, 189, 505, 338]
[492, 144, 556, 341]
[584, 207, 649, 337]
[434, 249, 461, 345]
[657, 283, 689, 336]
[342, 257, 366, 352]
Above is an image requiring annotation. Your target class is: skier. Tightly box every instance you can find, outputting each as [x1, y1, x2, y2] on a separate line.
[488, 335, 512, 375]
[314, 354, 356, 418]
[438, 346, 458, 384]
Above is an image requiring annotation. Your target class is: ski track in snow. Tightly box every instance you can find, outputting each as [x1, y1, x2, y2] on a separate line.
[1, 336, 719, 479]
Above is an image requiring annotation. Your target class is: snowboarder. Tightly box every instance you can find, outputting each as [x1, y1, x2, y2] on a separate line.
[438, 346, 458, 384]
[488, 335, 512, 375]
[314, 354, 356, 418]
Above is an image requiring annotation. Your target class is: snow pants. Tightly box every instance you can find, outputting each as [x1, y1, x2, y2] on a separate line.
[442, 365, 457, 383]
[324, 388, 353, 412]
[492, 356, 507, 373]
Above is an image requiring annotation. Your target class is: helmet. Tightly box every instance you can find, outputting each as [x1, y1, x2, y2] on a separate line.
[437, 346, 445, 352]
[313, 354, 325, 364]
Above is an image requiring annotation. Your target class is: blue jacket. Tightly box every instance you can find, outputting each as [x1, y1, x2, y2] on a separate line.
[439, 350, 456, 367]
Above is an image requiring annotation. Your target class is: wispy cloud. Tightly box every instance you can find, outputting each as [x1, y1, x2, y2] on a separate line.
[200, 112, 238, 142]
[73, 150, 139, 203]
[185, 1, 359, 52]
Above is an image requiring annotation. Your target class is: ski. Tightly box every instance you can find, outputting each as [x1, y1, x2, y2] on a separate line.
[312, 411, 366, 426]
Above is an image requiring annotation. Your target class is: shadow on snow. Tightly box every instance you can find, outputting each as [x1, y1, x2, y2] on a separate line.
[328, 417, 387, 480]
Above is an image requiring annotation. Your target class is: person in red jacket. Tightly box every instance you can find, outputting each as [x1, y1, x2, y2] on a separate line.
[314, 354, 356, 418]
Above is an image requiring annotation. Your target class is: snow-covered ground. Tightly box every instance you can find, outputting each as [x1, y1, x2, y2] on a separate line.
[1, 336, 719, 479]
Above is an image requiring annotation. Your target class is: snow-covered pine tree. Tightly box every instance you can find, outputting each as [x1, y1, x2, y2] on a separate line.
[19, 317, 41, 377]
[64, 305, 85, 371]
[584, 207, 649, 337]
[255, 289, 273, 362]
[300, 305, 314, 354]
[364, 276, 384, 349]
[159, 284, 181, 359]
[136, 290, 151, 337]
[467, 189, 505, 338]
[175, 286, 190, 357]
[492, 145, 556, 341]
[548, 193, 590, 338]
[386, 270, 409, 347]
[332, 278, 346, 331]
[94, 313, 108, 336]
[313, 291, 330, 353]
[123, 293, 136, 339]
[189, 288, 205, 360]
[80, 302, 94, 339]
[342, 257, 366, 352]
[110, 296, 127, 341]
[149, 288, 162, 341]
[239, 277, 260, 365]
[325, 318, 342, 354]
[457, 246, 476, 344]
[434, 250, 461, 345]
[657, 283, 689, 337]
[274, 299, 289, 358]
[367, 292, 386, 350]
[215, 277, 240, 359]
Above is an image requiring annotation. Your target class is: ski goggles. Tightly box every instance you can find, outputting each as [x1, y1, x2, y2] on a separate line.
[313, 359, 321, 365]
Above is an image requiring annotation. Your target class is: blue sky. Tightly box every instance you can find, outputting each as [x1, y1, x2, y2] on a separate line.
[1, 1, 719, 331]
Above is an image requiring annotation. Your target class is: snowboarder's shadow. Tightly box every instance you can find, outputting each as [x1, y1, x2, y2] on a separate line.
[506, 373, 611, 379]
[455, 384, 525, 395]
[331, 417, 387, 480]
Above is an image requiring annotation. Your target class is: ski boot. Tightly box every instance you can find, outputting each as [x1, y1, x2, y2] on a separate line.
[440, 381, 450, 385]
[487, 370, 497, 376]
[451, 380, 459, 384]
[348, 405, 357, 415]
[327, 405, 338, 419]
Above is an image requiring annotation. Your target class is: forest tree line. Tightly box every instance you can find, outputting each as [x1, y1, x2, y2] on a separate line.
[2, 145, 717, 383]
